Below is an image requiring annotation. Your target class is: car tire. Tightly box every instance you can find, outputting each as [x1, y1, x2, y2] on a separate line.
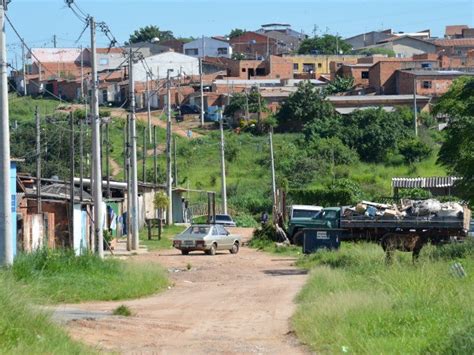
[206, 243, 217, 256]
[229, 242, 239, 254]
[181, 249, 189, 255]
[293, 231, 304, 246]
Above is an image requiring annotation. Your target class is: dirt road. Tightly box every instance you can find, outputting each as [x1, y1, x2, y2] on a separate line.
[60, 244, 309, 354]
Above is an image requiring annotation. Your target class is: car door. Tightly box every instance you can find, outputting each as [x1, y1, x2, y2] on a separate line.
[218, 224, 233, 248]
[211, 225, 224, 250]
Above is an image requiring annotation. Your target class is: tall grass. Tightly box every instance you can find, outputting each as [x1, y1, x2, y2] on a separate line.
[293, 243, 474, 354]
[0, 274, 89, 353]
[11, 249, 168, 304]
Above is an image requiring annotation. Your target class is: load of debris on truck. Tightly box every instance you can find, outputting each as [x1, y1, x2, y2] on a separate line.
[343, 199, 468, 221]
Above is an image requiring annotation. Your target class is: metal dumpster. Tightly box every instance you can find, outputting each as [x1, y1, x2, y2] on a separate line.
[303, 228, 342, 254]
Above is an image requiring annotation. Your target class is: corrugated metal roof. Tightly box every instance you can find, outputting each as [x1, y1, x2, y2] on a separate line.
[392, 176, 462, 188]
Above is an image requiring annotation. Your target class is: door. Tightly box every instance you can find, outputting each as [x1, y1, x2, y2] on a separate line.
[216, 224, 233, 248]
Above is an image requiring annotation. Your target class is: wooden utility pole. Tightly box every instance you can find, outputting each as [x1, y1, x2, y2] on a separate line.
[35, 106, 41, 213]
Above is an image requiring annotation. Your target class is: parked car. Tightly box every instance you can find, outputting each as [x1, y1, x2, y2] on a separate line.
[211, 214, 237, 227]
[177, 104, 200, 115]
[172, 224, 241, 255]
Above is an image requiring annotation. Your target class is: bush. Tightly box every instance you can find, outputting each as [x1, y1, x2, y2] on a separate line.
[290, 179, 363, 206]
[249, 224, 279, 246]
[427, 240, 474, 261]
[399, 138, 432, 164]
[397, 188, 432, 200]
[234, 212, 259, 228]
[307, 137, 359, 165]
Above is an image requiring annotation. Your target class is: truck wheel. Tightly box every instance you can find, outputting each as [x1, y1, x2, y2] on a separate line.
[293, 231, 304, 246]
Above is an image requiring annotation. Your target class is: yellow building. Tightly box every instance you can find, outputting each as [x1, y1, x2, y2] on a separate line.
[285, 55, 364, 76]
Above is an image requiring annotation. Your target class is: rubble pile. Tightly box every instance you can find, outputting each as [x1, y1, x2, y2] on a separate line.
[343, 199, 465, 220]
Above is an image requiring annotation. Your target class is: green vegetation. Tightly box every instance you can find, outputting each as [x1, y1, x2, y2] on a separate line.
[434, 76, 474, 204]
[293, 242, 474, 354]
[140, 224, 186, 251]
[355, 47, 396, 57]
[323, 76, 354, 95]
[113, 305, 132, 317]
[298, 34, 352, 55]
[10, 249, 168, 304]
[128, 25, 174, 44]
[228, 28, 246, 38]
[0, 274, 89, 353]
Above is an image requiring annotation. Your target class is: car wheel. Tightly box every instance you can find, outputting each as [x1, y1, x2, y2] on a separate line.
[229, 242, 239, 254]
[293, 231, 304, 246]
[181, 249, 189, 255]
[206, 243, 217, 256]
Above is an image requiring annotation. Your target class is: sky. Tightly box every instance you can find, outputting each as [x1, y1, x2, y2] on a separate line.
[4, 0, 474, 66]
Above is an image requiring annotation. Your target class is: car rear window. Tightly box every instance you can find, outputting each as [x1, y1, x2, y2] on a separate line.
[216, 215, 232, 221]
[182, 226, 210, 235]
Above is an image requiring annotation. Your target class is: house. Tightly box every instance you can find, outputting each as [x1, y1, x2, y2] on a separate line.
[183, 37, 232, 58]
[230, 31, 277, 59]
[132, 51, 199, 81]
[433, 38, 474, 62]
[160, 39, 186, 53]
[256, 23, 306, 41]
[345, 29, 393, 50]
[445, 25, 469, 39]
[129, 41, 173, 57]
[396, 69, 474, 96]
[360, 36, 437, 58]
[337, 63, 372, 86]
[462, 28, 474, 38]
[95, 47, 126, 71]
[256, 30, 302, 54]
[285, 54, 364, 77]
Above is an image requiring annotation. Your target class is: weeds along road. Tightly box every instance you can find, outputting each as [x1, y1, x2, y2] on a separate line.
[60, 244, 309, 354]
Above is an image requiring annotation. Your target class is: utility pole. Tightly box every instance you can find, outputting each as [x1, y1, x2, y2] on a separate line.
[153, 125, 157, 186]
[80, 44, 84, 100]
[79, 115, 84, 202]
[219, 118, 227, 214]
[125, 115, 131, 250]
[106, 122, 110, 198]
[69, 112, 75, 245]
[166, 69, 173, 225]
[146, 72, 152, 143]
[35, 106, 41, 213]
[90, 17, 104, 258]
[128, 47, 139, 250]
[0, 0, 12, 266]
[53, 34, 57, 48]
[173, 136, 177, 187]
[413, 74, 418, 136]
[21, 38, 26, 96]
[142, 126, 146, 182]
[199, 57, 204, 126]
[269, 128, 277, 217]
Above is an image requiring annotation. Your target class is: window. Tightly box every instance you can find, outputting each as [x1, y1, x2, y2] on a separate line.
[317, 63, 322, 68]
[303, 63, 315, 73]
[361, 71, 369, 79]
[423, 81, 432, 89]
[421, 63, 432, 69]
[217, 47, 228, 55]
[99, 58, 109, 65]
[185, 48, 199, 56]
[293, 63, 299, 71]
[242, 68, 246, 72]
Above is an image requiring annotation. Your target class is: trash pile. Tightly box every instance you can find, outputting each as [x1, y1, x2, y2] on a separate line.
[343, 199, 465, 220]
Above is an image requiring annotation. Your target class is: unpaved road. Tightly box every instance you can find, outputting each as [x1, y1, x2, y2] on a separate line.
[59, 241, 309, 354]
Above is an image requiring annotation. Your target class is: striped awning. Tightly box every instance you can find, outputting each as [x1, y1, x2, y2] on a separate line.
[391, 176, 462, 188]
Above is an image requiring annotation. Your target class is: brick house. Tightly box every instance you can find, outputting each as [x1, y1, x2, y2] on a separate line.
[396, 70, 474, 96]
[337, 63, 372, 86]
[433, 38, 474, 63]
[230, 31, 277, 59]
[445, 25, 469, 39]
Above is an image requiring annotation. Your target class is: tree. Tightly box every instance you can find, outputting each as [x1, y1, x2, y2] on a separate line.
[398, 138, 432, 164]
[128, 25, 174, 44]
[324, 76, 354, 95]
[356, 47, 396, 57]
[228, 28, 246, 39]
[276, 81, 339, 134]
[223, 87, 267, 117]
[434, 77, 474, 204]
[298, 34, 351, 55]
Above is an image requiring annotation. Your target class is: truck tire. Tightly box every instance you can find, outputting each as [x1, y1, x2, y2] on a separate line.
[293, 231, 304, 246]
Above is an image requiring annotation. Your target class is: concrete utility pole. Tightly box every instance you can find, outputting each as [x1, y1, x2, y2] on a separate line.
[146, 72, 152, 143]
[53, 34, 57, 48]
[153, 125, 157, 186]
[142, 126, 146, 182]
[21, 38, 26, 96]
[199, 58, 204, 126]
[166, 69, 173, 225]
[35, 106, 41, 213]
[128, 47, 139, 250]
[0, 0, 12, 266]
[69, 112, 75, 243]
[79, 115, 84, 202]
[173, 136, 177, 187]
[90, 17, 104, 258]
[219, 117, 228, 214]
[269, 128, 277, 215]
[80, 44, 84, 100]
[413, 74, 418, 136]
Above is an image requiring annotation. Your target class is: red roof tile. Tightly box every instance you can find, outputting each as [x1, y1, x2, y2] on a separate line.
[434, 38, 474, 47]
[445, 25, 468, 36]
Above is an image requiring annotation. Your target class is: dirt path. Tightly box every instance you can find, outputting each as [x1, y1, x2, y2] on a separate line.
[59, 245, 308, 354]
[135, 111, 204, 139]
[108, 158, 122, 177]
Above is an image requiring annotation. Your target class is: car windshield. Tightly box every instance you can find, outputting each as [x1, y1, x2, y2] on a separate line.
[215, 215, 232, 221]
[182, 226, 210, 235]
[292, 210, 319, 218]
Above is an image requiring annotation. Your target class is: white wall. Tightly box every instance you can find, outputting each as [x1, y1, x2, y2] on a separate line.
[183, 37, 232, 58]
[132, 52, 199, 82]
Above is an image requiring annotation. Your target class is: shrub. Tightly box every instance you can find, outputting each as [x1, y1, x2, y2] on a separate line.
[234, 212, 259, 228]
[290, 179, 363, 206]
[307, 137, 359, 165]
[397, 188, 432, 200]
[427, 240, 474, 261]
[398, 138, 432, 164]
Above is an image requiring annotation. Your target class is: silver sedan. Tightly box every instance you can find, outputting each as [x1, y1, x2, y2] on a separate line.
[172, 224, 241, 255]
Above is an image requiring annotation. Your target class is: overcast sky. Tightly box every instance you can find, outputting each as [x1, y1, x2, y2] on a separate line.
[5, 0, 474, 64]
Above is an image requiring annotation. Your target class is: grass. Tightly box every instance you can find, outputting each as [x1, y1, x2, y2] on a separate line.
[0, 273, 90, 354]
[140, 224, 187, 251]
[248, 237, 302, 257]
[112, 305, 132, 317]
[9, 249, 169, 304]
[292, 242, 474, 354]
